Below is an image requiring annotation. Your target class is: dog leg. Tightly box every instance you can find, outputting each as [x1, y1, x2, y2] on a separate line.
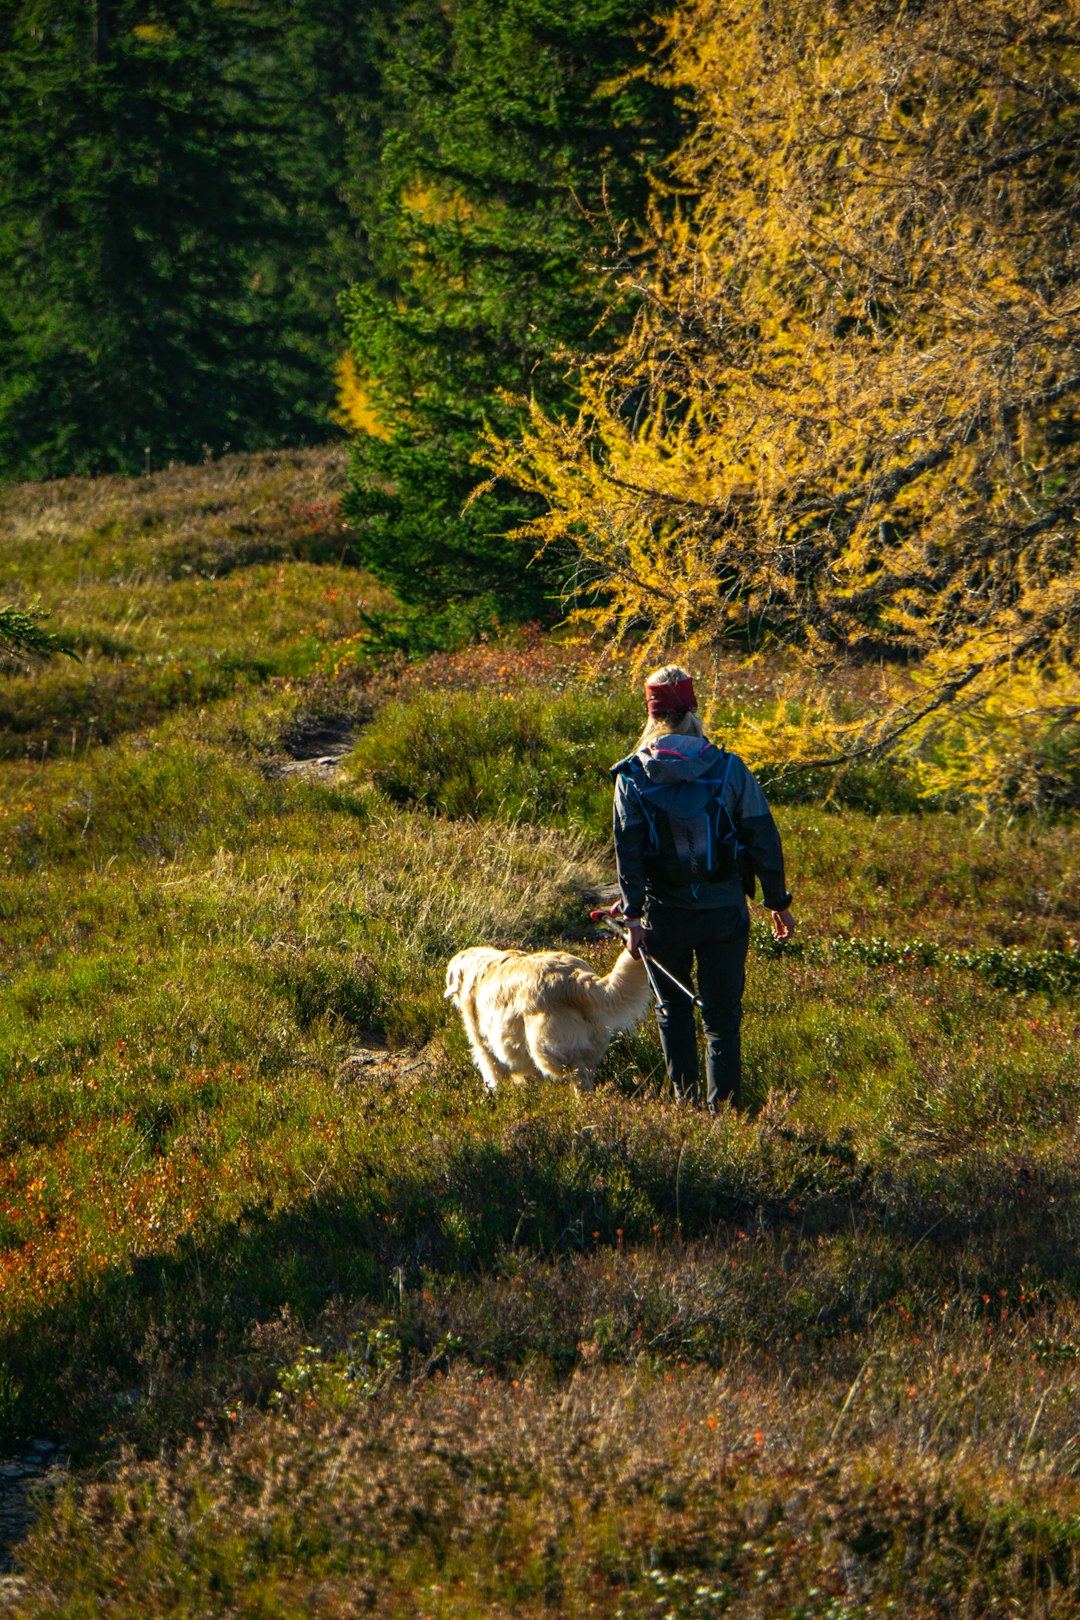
[470, 1037, 509, 1094]
[523, 1013, 602, 1093]
[461, 994, 511, 1095]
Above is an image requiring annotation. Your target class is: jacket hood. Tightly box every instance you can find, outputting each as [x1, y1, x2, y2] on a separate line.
[635, 734, 725, 785]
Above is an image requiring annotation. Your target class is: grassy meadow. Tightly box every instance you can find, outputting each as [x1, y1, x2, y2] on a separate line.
[0, 452, 1079, 1615]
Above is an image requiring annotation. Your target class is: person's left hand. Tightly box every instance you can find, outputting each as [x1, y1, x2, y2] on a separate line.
[771, 908, 797, 941]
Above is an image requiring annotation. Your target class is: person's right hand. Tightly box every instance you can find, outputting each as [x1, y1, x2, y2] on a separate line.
[625, 922, 646, 959]
[771, 908, 797, 941]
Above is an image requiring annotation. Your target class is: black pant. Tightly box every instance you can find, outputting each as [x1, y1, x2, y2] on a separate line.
[644, 904, 750, 1110]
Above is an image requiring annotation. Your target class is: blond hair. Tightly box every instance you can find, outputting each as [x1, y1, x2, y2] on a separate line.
[635, 663, 706, 752]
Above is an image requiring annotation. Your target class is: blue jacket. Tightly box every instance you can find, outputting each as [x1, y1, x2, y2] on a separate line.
[611, 734, 792, 918]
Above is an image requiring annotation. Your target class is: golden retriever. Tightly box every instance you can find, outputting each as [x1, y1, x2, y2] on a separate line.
[444, 945, 651, 1094]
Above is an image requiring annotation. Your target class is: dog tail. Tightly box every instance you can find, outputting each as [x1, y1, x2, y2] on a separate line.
[566, 949, 652, 1033]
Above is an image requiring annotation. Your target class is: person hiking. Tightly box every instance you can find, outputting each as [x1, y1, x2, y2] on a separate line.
[611, 663, 796, 1112]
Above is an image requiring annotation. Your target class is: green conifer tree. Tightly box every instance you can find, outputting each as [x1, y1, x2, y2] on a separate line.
[341, 0, 675, 623]
[0, 0, 385, 479]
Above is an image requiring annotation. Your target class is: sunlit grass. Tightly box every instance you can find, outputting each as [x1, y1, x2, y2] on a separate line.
[1, 452, 1078, 1613]
[0, 447, 392, 758]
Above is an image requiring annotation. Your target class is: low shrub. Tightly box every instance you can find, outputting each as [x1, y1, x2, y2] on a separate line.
[347, 684, 642, 832]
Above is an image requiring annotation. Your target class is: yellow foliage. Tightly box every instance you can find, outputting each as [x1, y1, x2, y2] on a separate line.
[400, 179, 479, 229]
[334, 353, 390, 440]
[478, 0, 1080, 804]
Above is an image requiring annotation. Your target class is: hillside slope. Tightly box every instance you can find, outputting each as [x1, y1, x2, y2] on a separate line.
[0, 454, 1079, 1615]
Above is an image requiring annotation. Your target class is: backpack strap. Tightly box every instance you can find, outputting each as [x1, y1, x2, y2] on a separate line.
[715, 747, 743, 855]
[704, 749, 734, 873]
[621, 758, 662, 854]
[715, 750, 755, 896]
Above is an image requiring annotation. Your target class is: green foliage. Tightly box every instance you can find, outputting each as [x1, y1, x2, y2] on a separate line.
[347, 683, 641, 828]
[0, 603, 75, 662]
[822, 936, 1080, 999]
[0, 0, 386, 478]
[341, 0, 677, 618]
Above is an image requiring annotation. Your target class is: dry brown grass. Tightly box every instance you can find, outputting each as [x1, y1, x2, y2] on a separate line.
[16, 1338, 1080, 1616]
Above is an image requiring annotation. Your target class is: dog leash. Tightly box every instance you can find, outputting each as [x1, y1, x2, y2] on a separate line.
[589, 909, 704, 1010]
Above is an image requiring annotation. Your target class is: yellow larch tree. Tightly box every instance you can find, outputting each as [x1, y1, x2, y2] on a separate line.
[479, 0, 1080, 805]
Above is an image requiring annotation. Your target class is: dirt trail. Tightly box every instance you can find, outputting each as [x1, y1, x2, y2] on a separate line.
[0, 1441, 66, 1584]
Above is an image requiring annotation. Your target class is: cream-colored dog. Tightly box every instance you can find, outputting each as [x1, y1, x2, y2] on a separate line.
[445, 945, 652, 1094]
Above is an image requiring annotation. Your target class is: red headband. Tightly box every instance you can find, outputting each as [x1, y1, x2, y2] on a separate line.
[645, 676, 697, 717]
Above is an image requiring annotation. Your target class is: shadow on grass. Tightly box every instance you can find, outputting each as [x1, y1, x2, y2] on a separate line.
[3, 1111, 1080, 1456]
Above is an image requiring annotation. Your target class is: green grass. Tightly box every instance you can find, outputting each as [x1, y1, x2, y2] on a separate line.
[347, 682, 641, 829]
[0, 446, 389, 758]
[1, 453, 1079, 1614]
